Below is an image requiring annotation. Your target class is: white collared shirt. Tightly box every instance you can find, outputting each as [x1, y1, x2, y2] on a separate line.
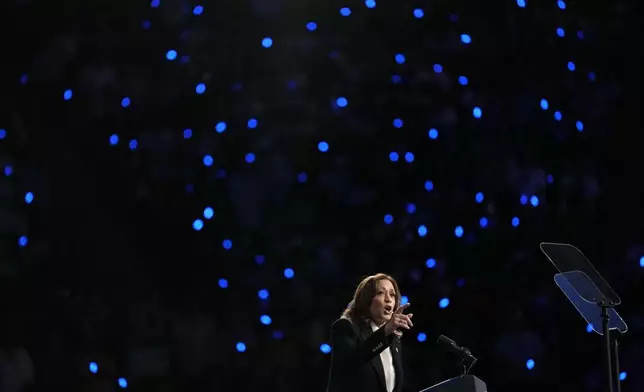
[370, 321, 395, 392]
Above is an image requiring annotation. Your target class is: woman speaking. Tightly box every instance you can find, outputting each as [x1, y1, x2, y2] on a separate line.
[326, 273, 414, 392]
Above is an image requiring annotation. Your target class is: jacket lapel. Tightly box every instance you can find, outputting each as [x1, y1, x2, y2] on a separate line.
[360, 323, 387, 392]
[391, 337, 403, 392]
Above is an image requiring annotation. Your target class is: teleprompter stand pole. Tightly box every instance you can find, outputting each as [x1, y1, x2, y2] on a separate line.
[600, 304, 613, 392]
[599, 302, 624, 392]
[614, 331, 623, 392]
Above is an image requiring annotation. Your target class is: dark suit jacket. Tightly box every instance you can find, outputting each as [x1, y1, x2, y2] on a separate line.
[326, 318, 404, 392]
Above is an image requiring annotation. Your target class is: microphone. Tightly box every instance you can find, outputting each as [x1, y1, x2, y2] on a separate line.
[436, 335, 477, 363]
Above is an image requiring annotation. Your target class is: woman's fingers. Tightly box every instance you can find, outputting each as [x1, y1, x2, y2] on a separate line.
[395, 315, 411, 329]
[397, 314, 413, 328]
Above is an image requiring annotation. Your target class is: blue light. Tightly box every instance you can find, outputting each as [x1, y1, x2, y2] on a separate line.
[475, 192, 484, 203]
[365, 0, 376, 8]
[568, 61, 576, 71]
[395, 54, 406, 64]
[512, 217, 520, 227]
[150, 0, 160, 7]
[426, 258, 437, 268]
[272, 331, 284, 339]
[439, 298, 450, 308]
[223, 239, 233, 250]
[393, 118, 404, 128]
[413, 8, 424, 18]
[433, 64, 443, 74]
[318, 141, 329, 152]
[25, 192, 34, 204]
[247, 118, 258, 129]
[260, 315, 272, 325]
[547, 174, 554, 184]
[128, 140, 138, 150]
[192, 219, 204, 231]
[236, 342, 246, 352]
[417, 332, 427, 342]
[118, 377, 128, 388]
[391, 74, 402, 84]
[4, 165, 12, 176]
[620, 372, 627, 381]
[109, 134, 119, 145]
[64, 89, 73, 100]
[258, 289, 269, 299]
[340, 7, 351, 16]
[203, 207, 214, 219]
[640, 256, 644, 267]
[284, 268, 295, 279]
[586, 323, 594, 333]
[517, 0, 526, 8]
[556, 27, 565, 37]
[297, 172, 308, 183]
[142, 20, 151, 29]
[166, 50, 177, 60]
[183, 128, 192, 139]
[461, 34, 472, 44]
[554, 111, 562, 121]
[520, 194, 528, 205]
[530, 195, 539, 207]
[0, 129, 5, 139]
[473, 106, 482, 118]
[526, 359, 535, 370]
[479, 217, 489, 228]
[401, 295, 409, 305]
[454, 226, 464, 238]
[458, 76, 469, 85]
[320, 343, 332, 354]
[203, 155, 214, 167]
[540, 98, 549, 110]
[389, 152, 399, 162]
[336, 97, 348, 107]
[425, 180, 434, 191]
[261, 37, 273, 48]
[588, 72, 596, 82]
[557, 0, 566, 10]
[218, 278, 229, 288]
[406, 203, 416, 214]
[89, 362, 98, 374]
[384, 214, 394, 224]
[193, 5, 204, 15]
[576, 121, 584, 132]
[121, 97, 131, 108]
[428, 128, 439, 139]
[20, 74, 28, 85]
[196, 83, 206, 94]
[306, 21, 317, 31]
[245, 153, 256, 163]
[215, 122, 227, 133]
[405, 152, 414, 163]
[418, 225, 428, 237]
[18, 236, 28, 247]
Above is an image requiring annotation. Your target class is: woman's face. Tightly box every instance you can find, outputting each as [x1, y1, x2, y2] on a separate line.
[369, 279, 396, 326]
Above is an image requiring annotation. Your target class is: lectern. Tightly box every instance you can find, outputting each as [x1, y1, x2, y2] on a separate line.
[420, 375, 487, 392]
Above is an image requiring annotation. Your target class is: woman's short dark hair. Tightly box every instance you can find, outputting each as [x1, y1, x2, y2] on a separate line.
[341, 273, 401, 325]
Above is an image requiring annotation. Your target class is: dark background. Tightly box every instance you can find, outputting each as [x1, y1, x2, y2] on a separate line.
[0, 0, 642, 391]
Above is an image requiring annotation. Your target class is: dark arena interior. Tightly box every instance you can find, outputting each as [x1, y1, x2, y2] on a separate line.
[0, 0, 642, 391]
